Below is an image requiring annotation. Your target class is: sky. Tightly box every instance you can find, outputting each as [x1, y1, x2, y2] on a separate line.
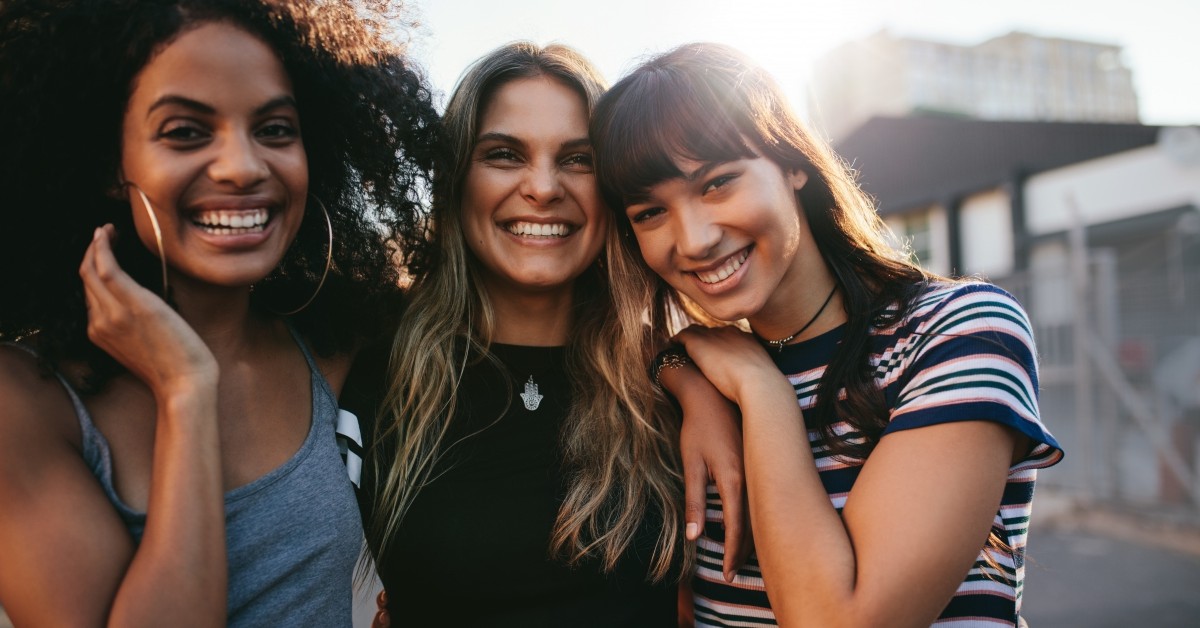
[399, 0, 1200, 128]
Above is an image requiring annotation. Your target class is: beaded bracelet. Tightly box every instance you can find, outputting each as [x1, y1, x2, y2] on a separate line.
[650, 345, 692, 386]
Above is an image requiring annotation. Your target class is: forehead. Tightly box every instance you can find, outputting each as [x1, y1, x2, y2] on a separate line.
[128, 21, 292, 109]
[478, 76, 588, 139]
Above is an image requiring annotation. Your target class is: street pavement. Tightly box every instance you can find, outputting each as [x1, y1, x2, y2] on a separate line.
[1023, 526, 1200, 627]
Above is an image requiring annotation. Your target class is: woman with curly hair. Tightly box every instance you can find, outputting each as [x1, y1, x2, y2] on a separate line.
[592, 43, 1063, 627]
[0, 0, 438, 625]
[351, 42, 748, 626]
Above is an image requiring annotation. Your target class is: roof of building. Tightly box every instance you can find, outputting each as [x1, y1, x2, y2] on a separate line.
[833, 115, 1160, 215]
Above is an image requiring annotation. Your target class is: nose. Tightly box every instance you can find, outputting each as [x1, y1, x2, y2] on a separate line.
[207, 133, 269, 188]
[673, 202, 721, 260]
[519, 160, 565, 207]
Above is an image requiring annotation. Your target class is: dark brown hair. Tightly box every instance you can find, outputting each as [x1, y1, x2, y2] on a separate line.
[592, 42, 934, 459]
[0, 0, 440, 389]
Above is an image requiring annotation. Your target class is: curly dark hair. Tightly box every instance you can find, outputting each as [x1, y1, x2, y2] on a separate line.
[0, 0, 441, 389]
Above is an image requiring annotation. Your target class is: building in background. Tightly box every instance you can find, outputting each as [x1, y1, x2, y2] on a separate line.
[810, 30, 1140, 142]
[835, 116, 1160, 278]
[837, 116, 1200, 508]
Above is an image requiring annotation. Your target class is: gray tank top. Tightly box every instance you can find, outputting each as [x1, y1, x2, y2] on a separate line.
[26, 332, 360, 626]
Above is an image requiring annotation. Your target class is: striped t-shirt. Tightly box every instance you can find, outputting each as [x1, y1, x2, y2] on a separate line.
[693, 282, 1064, 627]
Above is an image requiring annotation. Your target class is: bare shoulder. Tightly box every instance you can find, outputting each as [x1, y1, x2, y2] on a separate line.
[0, 345, 136, 625]
[0, 345, 80, 447]
[0, 343, 87, 507]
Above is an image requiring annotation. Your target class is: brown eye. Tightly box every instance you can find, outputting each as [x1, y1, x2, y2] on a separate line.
[630, 206, 664, 224]
[702, 174, 737, 194]
[561, 152, 594, 171]
[158, 120, 208, 142]
[256, 120, 300, 144]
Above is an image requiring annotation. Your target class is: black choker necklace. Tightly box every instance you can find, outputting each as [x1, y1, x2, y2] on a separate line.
[755, 285, 838, 352]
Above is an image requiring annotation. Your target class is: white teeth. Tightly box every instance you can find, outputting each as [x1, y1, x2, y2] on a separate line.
[506, 221, 572, 238]
[695, 249, 750, 284]
[193, 209, 269, 233]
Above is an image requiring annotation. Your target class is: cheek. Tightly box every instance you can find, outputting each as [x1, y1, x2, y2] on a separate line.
[286, 149, 309, 198]
[460, 174, 496, 236]
[634, 231, 671, 273]
[126, 189, 168, 259]
[458, 204, 489, 255]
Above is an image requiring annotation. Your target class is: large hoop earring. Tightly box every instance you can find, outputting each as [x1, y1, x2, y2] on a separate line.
[125, 183, 170, 299]
[273, 194, 333, 316]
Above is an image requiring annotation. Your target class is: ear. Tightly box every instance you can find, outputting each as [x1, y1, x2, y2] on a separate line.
[788, 168, 809, 191]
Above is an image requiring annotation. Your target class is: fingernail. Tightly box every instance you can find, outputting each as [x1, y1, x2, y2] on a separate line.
[93, 227, 101, 240]
[725, 570, 735, 583]
[686, 522, 698, 540]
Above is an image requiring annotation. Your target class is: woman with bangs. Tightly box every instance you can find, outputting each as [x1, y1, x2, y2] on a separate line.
[591, 43, 1063, 627]
[350, 41, 747, 627]
[0, 0, 438, 625]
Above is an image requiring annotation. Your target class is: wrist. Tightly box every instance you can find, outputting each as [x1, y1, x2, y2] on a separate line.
[158, 367, 219, 407]
[650, 344, 691, 387]
[733, 372, 794, 408]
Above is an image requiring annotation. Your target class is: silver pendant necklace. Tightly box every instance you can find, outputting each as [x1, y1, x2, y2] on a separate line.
[520, 375, 544, 411]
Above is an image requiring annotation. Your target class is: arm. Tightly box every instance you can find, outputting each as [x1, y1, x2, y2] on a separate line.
[0, 225, 227, 627]
[675, 325, 1021, 628]
[657, 358, 751, 580]
[0, 355, 138, 626]
[84, 225, 228, 627]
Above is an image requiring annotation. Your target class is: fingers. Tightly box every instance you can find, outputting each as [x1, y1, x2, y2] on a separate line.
[372, 589, 390, 628]
[90, 224, 122, 282]
[677, 580, 696, 628]
[681, 450, 708, 543]
[88, 225, 142, 302]
[80, 227, 120, 341]
[79, 226, 125, 310]
[718, 472, 752, 580]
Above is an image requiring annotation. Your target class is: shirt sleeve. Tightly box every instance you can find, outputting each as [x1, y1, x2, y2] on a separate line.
[881, 283, 1064, 470]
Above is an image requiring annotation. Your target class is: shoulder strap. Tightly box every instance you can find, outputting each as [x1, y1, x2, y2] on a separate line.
[280, 326, 363, 487]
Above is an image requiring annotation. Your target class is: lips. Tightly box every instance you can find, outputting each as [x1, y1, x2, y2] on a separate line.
[191, 208, 270, 234]
[693, 247, 750, 284]
[505, 220, 574, 238]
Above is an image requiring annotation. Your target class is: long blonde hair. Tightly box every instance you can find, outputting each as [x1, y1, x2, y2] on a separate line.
[366, 42, 684, 581]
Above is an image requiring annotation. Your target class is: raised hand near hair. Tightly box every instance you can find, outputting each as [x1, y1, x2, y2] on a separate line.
[79, 224, 218, 398]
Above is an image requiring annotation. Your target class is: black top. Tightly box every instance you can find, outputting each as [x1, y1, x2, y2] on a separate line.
[346, 342, 676, 627]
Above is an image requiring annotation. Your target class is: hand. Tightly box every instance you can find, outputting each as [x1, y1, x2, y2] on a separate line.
[672, 325, 777, 405]
[79, 224, 217, 398]
[665, 363, 753, 581]
[677, 580, 695, 628]
[371, 589, 390, 628]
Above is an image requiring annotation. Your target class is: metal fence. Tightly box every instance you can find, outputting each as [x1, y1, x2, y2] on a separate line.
[993, 229, 1200, 515]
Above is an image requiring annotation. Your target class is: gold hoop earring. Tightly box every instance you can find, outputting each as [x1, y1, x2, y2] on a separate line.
[125, 182, 170, 298]
[273, 194, 333, 316]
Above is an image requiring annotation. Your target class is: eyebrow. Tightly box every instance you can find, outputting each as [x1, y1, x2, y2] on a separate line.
[474, 132, 592, 152]
[682, 160, 728, 182]
[146, 94, 298, 118]
[625, 160, 731, 207]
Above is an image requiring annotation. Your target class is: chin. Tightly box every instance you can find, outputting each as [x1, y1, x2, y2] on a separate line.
[690, 295, 759, 324]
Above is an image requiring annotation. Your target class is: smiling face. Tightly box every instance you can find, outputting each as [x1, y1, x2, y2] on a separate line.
[460, 75, 607, 302]
[119, 21, 307, 291]
[625, 152, 821, 330]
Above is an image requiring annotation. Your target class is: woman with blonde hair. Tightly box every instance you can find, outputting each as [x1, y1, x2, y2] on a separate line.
[351, 41, 745, 626]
